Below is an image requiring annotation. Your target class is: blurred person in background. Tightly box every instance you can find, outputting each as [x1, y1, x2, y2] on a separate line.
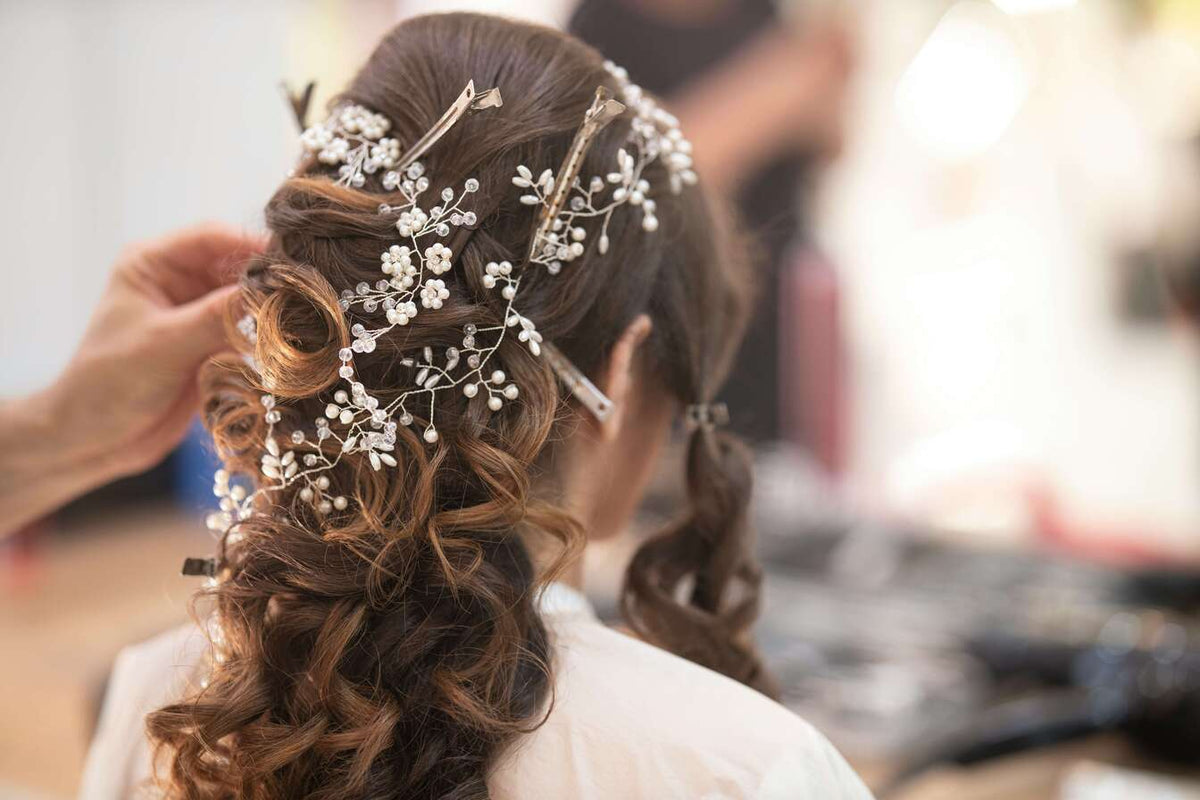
[0, 13, 872, 800]
[572, 0, 855, 444]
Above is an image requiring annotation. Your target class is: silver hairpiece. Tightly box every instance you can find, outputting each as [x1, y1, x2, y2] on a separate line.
[206, 63, 695, 533]
[684, 402, 729, 431]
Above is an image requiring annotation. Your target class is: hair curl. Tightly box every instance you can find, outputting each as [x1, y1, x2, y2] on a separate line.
[148, 13, 774, 800]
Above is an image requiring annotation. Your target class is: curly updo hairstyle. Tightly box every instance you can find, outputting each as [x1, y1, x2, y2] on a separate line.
[147, 12, 774, 800]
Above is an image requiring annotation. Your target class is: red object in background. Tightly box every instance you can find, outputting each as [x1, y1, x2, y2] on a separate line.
[1028, 483, 1193, 568]
[781, 249, 847, 478]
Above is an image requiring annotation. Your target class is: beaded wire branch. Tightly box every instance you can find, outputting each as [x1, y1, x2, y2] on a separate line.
[200, 63, 696, 541]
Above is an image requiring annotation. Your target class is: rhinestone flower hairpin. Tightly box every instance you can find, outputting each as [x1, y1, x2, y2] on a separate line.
[199, 62, 695, 543]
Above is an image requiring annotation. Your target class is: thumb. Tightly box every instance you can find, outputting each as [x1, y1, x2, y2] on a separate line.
[158, 284, 241, 367]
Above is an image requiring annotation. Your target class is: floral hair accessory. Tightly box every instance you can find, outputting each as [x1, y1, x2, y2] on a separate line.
[201, 62, 697, 539]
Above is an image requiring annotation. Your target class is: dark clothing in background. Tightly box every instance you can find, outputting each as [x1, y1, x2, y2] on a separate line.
[571, 0, 811, 444]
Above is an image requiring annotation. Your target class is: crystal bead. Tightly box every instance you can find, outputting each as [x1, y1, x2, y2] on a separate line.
[463, 211, 477, 226]
[464, 178, 479, 192]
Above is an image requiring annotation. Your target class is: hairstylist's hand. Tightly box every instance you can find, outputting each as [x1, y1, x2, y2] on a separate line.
[0, 224, 263, 536]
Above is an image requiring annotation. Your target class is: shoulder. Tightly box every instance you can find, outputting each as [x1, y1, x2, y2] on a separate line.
[491, 613, 874, 800]
[79, 624, 208, 800]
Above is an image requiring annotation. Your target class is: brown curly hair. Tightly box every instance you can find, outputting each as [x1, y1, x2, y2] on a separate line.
[147, 12, 774, 799]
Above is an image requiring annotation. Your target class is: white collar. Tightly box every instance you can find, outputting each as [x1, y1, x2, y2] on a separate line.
[536, 581, 596, 620]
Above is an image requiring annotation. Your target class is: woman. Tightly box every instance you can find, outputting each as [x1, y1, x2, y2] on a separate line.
[5, 13, 870, 799]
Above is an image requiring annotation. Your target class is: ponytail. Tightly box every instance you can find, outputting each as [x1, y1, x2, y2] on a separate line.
[621, 411, 778, 697]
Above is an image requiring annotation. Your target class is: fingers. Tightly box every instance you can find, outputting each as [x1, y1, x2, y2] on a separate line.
[158, 283, 242, 367]
[129, 222, 267, 306]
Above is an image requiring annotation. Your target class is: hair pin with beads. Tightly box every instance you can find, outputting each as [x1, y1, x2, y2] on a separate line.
[192, 62, 697, 557]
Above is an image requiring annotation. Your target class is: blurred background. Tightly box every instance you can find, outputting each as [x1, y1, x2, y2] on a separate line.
[4, 0, 1200, 797]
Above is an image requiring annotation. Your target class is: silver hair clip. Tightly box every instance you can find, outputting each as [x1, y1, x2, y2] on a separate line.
[200, 62, 697, 537]
[684, 402, 730, 431]
[541, 341, 614, 421]
[528, 87, 626, 264]
[396, 81, 503, 170]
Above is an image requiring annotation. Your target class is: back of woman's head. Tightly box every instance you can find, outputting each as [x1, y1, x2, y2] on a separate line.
[148, 12, 774, 799]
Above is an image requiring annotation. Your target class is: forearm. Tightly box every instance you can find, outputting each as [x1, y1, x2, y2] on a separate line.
[672, 27, 846, 190]
[0, 387, 109, 537]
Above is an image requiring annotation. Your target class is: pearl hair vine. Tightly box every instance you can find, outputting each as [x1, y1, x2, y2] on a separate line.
[193, 61, 697, 552]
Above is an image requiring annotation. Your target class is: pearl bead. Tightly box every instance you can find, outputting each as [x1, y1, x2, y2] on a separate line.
[333, 496, 348, 510]
[503, 385, 519, 400]
[491, 370, 505, 384]
[463, 383, 478, 398]
[325, 404, 339, 419]
[488, 396, 503, 411]
[423, 427, 439, 444]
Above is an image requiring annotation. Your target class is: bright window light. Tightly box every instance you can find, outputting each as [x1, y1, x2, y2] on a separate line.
[991, 0, 1078, 13]
[896, 2, 1032, 162]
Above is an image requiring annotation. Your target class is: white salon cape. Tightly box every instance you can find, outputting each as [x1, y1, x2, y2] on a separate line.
[80, 583, 874, 799]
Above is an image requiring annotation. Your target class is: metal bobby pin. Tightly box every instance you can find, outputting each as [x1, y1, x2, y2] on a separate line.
[532, 87, 626, 422]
